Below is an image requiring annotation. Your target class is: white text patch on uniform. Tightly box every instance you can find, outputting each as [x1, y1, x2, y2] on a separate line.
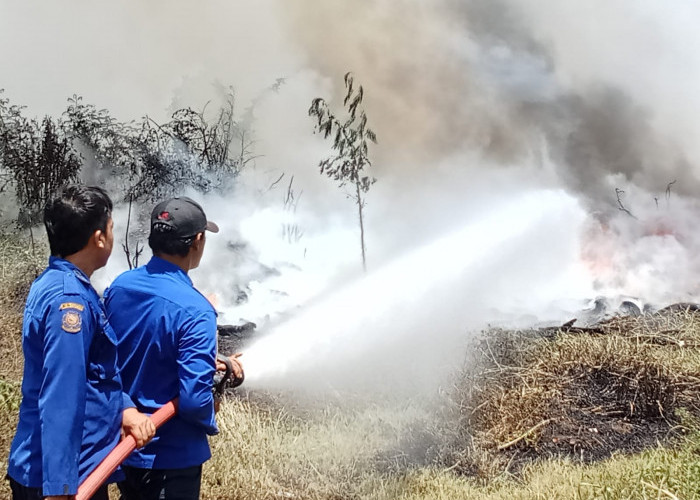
[59, 302, 85, 312]
[61, 310, 82, 333]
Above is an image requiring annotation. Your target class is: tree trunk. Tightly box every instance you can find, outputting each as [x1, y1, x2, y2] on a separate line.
[29, 224, 38, 277]
[355, 179, 367, 273]
[123, 194, 134, 269]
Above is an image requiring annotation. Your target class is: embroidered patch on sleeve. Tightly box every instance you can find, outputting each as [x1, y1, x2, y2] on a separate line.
[61, 310, 82, 333]
[59, 302, 85, 312]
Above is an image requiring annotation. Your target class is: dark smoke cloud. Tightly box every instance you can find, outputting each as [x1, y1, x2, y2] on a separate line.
[281, 0, 697, 212]
[532, 87, 693, 210]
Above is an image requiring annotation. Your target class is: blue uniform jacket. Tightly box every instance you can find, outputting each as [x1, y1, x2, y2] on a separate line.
[104, 256, 218, 469]
[7, 257, 123, 496]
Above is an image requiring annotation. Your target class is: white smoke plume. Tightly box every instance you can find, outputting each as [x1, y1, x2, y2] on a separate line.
[3, 0, 700, 392]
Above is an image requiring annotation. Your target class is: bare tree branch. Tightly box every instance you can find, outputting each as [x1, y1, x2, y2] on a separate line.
[615, 188, 637, 219]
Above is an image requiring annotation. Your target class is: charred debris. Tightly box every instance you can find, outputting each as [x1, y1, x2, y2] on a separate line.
[217, 321, 257, 355]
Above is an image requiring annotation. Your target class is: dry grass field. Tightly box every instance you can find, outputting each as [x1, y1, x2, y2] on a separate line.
[0, 234, 43, 498]
[2, 233, 700, 499]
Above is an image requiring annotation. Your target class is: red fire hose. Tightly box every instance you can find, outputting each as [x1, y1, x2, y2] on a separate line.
[75, 400, 178, 500]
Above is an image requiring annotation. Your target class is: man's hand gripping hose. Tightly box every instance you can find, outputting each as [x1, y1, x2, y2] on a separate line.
[75, 354, 245, 500]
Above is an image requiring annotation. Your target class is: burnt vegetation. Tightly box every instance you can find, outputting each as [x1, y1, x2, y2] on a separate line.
[0, 92, 81, 228]
[63, 89, 255, 203]
[449, 308, 700, 478]
[0, 87, 262, 268]
[0, 87, 258, 233]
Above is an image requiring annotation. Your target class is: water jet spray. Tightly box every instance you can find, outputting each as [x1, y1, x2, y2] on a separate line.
[238, 189, 586, 392]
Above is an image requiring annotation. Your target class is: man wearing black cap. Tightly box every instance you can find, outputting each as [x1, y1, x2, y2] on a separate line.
[104, 197, 241, 499]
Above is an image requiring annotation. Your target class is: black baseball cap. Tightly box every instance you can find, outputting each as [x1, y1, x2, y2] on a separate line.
[150, 197, 219, 239]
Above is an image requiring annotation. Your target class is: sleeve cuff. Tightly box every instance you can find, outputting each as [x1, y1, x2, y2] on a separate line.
[43, 479, 78, 496]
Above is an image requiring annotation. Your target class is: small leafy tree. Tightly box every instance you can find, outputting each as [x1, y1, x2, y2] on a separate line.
[309, 73, 377, 272]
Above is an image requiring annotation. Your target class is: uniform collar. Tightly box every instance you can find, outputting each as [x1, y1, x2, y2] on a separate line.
[48, 256, 91, 287]
[146, 256, 193, 286]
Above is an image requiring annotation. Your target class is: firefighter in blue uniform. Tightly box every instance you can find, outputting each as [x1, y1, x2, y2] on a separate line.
[105, 196, 242, 500]
[7, 185, 155, 500]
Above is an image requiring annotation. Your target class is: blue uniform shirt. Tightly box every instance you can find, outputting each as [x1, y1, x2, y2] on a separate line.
[104, 256, 218, 469]
[7, 257, 123, 496]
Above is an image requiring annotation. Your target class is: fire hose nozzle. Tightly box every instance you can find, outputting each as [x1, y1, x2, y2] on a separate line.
[214, 353, 244, 398]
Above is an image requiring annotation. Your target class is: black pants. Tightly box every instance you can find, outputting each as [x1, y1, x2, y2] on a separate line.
[117, 465, 202, 500]
[8, 476, 108, 499]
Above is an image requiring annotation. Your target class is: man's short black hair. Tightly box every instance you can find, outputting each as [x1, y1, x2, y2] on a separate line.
[148, 227, 199, 258]
[44, 184, 113, 258]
